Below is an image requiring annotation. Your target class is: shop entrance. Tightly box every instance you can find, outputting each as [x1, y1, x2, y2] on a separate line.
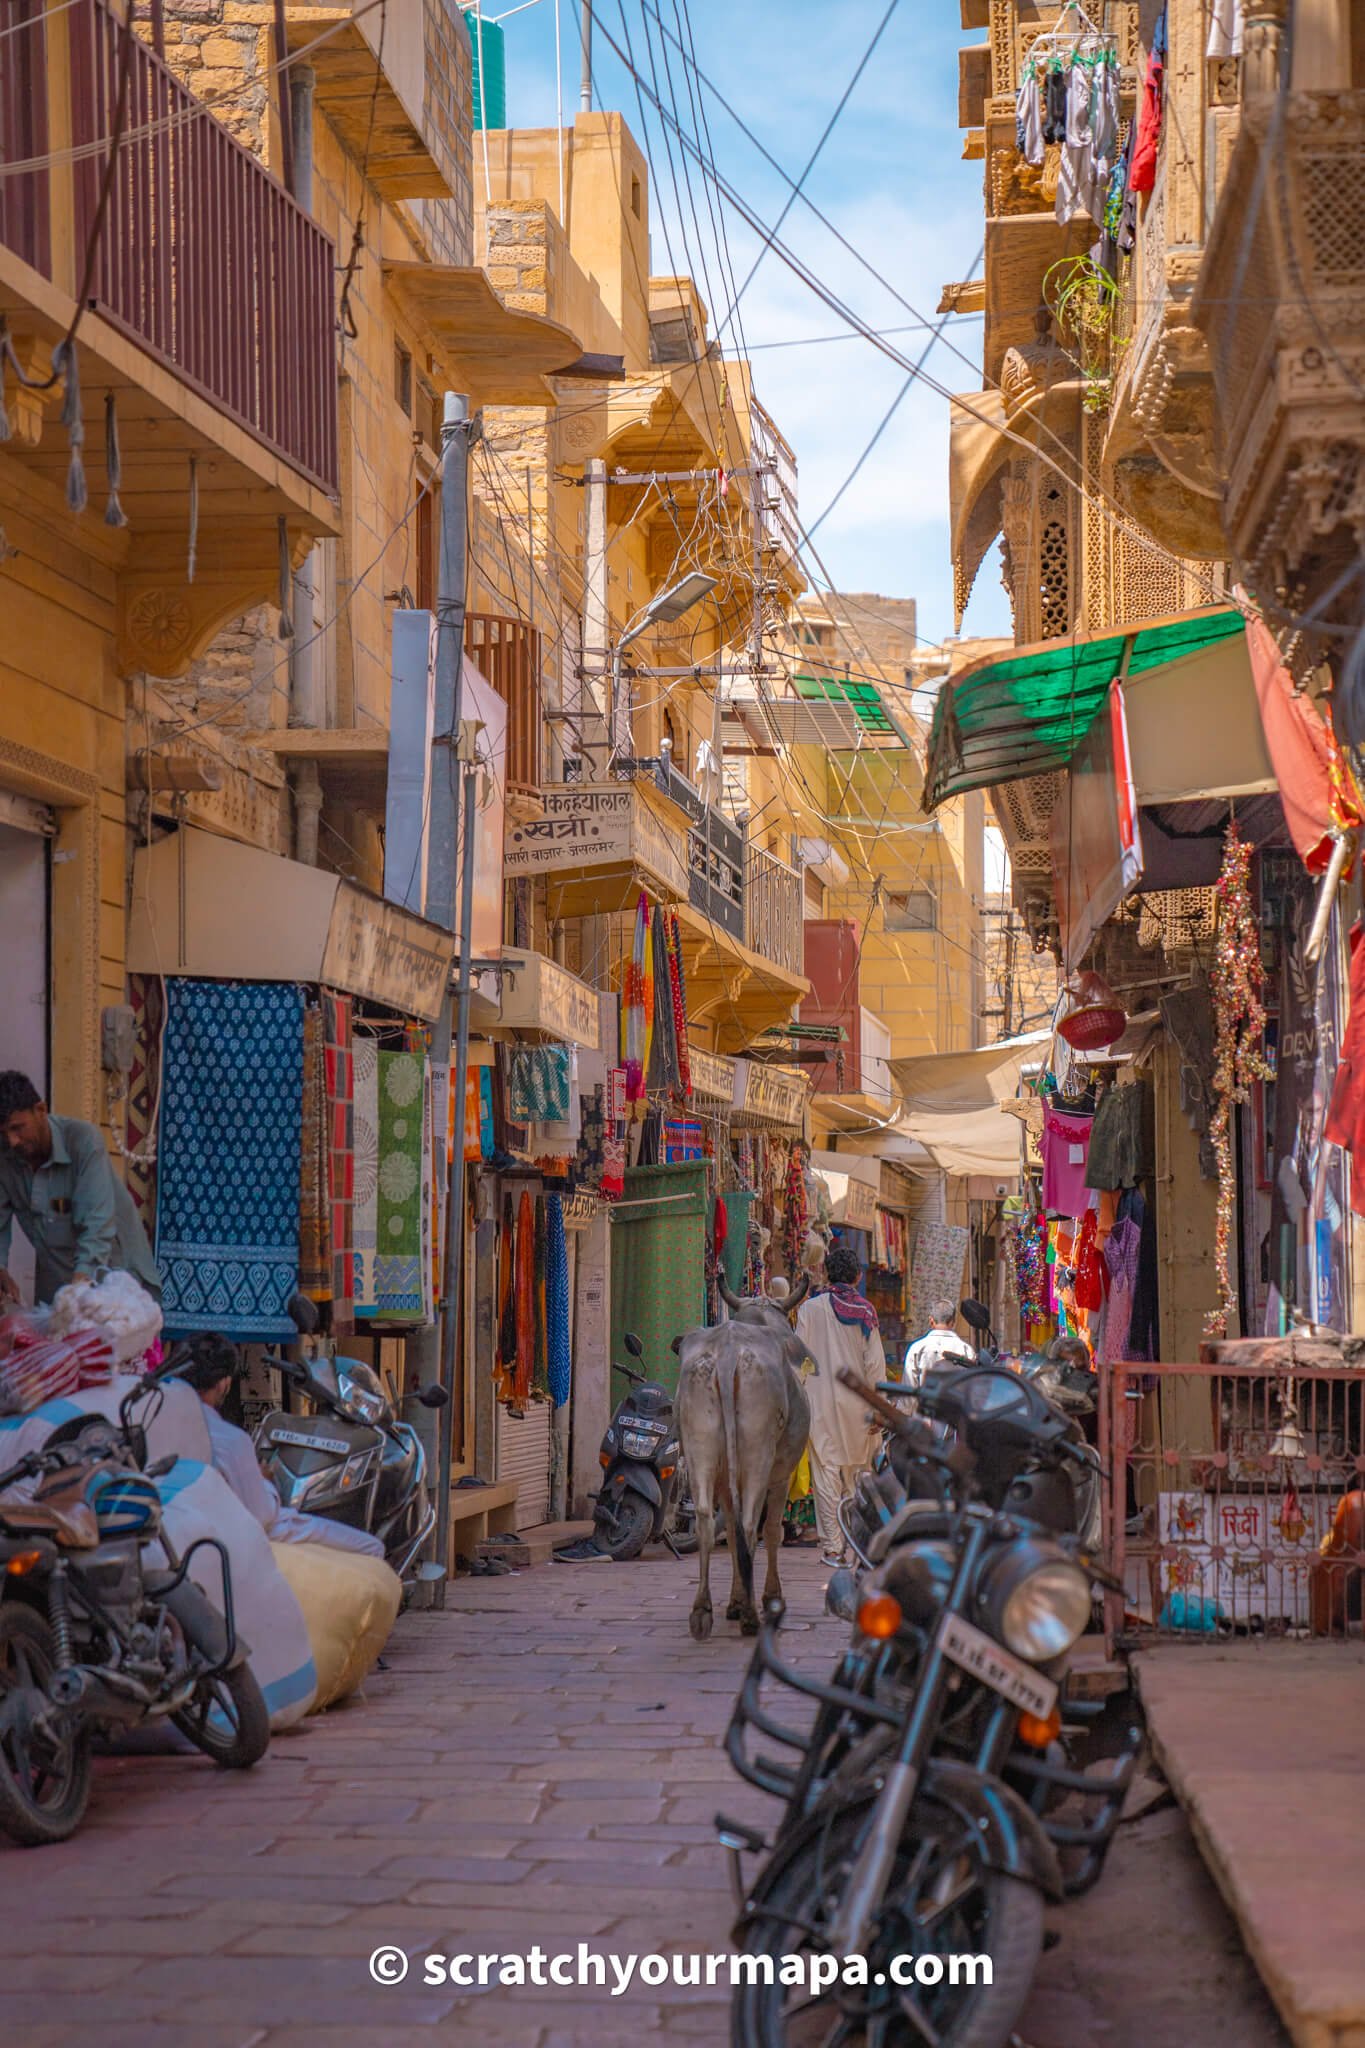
[0, 796, 53, 1303]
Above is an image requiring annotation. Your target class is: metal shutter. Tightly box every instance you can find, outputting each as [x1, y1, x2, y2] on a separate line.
[495, 1401, 551, 1528]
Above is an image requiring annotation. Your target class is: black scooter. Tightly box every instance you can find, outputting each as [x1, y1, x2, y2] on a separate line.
[591, 1333, 684, 1561]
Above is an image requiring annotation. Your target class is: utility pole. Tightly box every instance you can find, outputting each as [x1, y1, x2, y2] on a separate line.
[581, 456, 608, 772]
[412, 390, 470, 1601]
[579, 0, 592, 111]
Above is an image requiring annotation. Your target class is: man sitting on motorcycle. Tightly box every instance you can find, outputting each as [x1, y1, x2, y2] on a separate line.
[184, 1336, 385, 1557]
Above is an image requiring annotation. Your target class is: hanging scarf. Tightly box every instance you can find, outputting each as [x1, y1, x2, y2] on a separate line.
[532, 1198, 550, 1397]
[784, 1143, 810, 1276]
[513, 1189, 536, 1402]
[545, 1194, 571, 1408]
[824, 1282, 879, 1335]
[623, 891, 650, 1103]
[668, 910, 692, 1099]
[495, 1192, 516, 1400]
[650, 904, 677, 1095]
[602, 1068, 627, 1199]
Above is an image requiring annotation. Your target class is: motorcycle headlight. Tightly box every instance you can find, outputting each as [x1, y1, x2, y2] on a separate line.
[995, 1559, 1092, 1661]
[621, 1429, 661, 1458]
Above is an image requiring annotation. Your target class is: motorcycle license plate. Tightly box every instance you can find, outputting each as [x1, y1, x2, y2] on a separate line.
[937, 1613, 1058, 1720]
[269, 1428, 350, 1454]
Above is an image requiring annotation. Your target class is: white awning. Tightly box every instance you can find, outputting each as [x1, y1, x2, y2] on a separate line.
[886, 1032, 1049, 1178]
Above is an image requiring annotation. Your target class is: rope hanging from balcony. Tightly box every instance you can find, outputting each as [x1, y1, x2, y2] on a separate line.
[52, 341, 87, 515]
[103, 393, 127, 529]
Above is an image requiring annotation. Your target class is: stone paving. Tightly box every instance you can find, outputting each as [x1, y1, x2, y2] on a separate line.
[1, 1545, 1291, 2048]
[0, 1545, 842, 2047]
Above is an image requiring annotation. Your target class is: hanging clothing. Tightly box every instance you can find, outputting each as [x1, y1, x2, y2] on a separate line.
[321, 992, 355, 1336]
[1129, 10, 1167, 194]
[623, 892, 651, 1105]
[507, 1046, 571, 1124]
[1015, 63, 1044, 164]
[1326, 920, 1365, 1214]
[513, 1189, 535, 1402]
[1042, 1106, 1094, 1216]
[795, 1288, 882, 1560]
[1043, 61, 1069, 144]
[298, 1004, 330, 1303]
[156, 980, 303, 1340]
[1085, 1082, 1148, 1191]
[1120, 1188, 1160, 1362]
[1206, 0, 1242, 58]
[544, 1194, 571, 1409]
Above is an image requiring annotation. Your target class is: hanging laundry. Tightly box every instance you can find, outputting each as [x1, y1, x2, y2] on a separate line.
[1015, 60, 1044, 164]
[1206, 0, 1242, 58]
[1043, 60, 1069, 144]
[1129, 8, 1167, 194]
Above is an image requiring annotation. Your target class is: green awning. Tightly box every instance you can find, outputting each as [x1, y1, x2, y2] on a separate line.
[794, 673, 898, 738]
[923, 608, 1247, 811]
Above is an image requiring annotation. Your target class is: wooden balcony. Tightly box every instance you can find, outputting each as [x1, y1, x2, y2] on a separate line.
[464, 613, 543, 816]
[1194, 90, 1365, 633]
[0, 0, 337, 490]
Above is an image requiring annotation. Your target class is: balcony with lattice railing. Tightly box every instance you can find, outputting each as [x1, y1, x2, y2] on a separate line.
[746, 844, 804, 979]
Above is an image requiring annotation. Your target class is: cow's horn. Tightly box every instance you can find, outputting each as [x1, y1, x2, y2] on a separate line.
[781, 1272, 811, 1312]
[717, 1272, 746, 1312]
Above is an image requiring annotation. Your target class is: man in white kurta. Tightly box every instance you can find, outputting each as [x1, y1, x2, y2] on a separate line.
[795, 1246, 883, 1565]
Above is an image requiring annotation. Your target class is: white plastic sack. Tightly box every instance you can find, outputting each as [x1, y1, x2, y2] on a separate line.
[0, 1383, 317, 1730]
[49, 1271, 163, 1365]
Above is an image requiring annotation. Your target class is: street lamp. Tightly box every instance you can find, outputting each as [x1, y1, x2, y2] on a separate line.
[610, 572, 718, 756]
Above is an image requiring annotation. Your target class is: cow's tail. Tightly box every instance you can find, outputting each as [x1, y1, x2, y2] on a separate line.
[720, 1348, 755, 1611]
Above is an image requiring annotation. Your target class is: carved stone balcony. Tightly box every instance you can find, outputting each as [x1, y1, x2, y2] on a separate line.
[1194, 90, 1365, 634]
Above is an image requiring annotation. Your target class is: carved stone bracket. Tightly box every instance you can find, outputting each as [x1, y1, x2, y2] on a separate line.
[115, 524, 312, 680]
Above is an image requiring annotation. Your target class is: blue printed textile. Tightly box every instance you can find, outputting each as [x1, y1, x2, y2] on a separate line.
[545, 1193, 572, 1409]
[156, 980, 304, 1339]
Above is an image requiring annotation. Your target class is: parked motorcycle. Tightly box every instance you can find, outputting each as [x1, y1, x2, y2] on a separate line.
[720, 1364, 1140, 2047]
[0, 1357, 269, 1847]
[255, 1352, 449, 1587]
[591, 1333, 684, 1561]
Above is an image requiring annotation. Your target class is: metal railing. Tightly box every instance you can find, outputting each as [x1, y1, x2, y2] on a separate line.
[0, 0, 338, 491]
[1101, 1359, 1365, 1644]
[746, 844, 804, 976]
[464, 612, 543, 801]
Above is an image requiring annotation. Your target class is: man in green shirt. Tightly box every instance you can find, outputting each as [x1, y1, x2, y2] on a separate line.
[0, 1071, 161, 1307]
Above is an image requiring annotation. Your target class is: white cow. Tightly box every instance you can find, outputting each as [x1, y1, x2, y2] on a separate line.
[675, 1275, 812, 1639]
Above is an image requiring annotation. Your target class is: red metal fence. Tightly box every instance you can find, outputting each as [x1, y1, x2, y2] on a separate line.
[1102, 1361, 1365, 1644]
[464, 613, 544, 801]
[1, 0, 337, 492]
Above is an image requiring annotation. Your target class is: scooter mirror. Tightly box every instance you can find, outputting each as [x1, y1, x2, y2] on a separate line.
[960, 1298, 992, 1332]
[287, 1292, 321, 1336]
[417, 1383, 451, 1409]
[624, 1332, 644, 1358]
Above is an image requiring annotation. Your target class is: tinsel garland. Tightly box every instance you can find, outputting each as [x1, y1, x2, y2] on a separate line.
[1205, 825, 1273, 1336]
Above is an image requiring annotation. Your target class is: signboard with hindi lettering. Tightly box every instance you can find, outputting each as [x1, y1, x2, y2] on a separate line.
[496, 948, 601, 1051]
[504, 784, 688, 905]
[689, 1047, 736, 1105]
[733, 1059, 809, 1130]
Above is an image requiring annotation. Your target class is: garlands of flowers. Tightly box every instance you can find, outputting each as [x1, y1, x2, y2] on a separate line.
[1205, 826, 1273, 1336]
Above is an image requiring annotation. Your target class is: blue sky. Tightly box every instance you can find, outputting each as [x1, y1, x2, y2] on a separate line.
[479, 0, 1012, 651]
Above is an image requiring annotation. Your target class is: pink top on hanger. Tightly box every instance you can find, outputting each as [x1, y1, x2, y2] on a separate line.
[1042, 1106, 1094, 1216]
